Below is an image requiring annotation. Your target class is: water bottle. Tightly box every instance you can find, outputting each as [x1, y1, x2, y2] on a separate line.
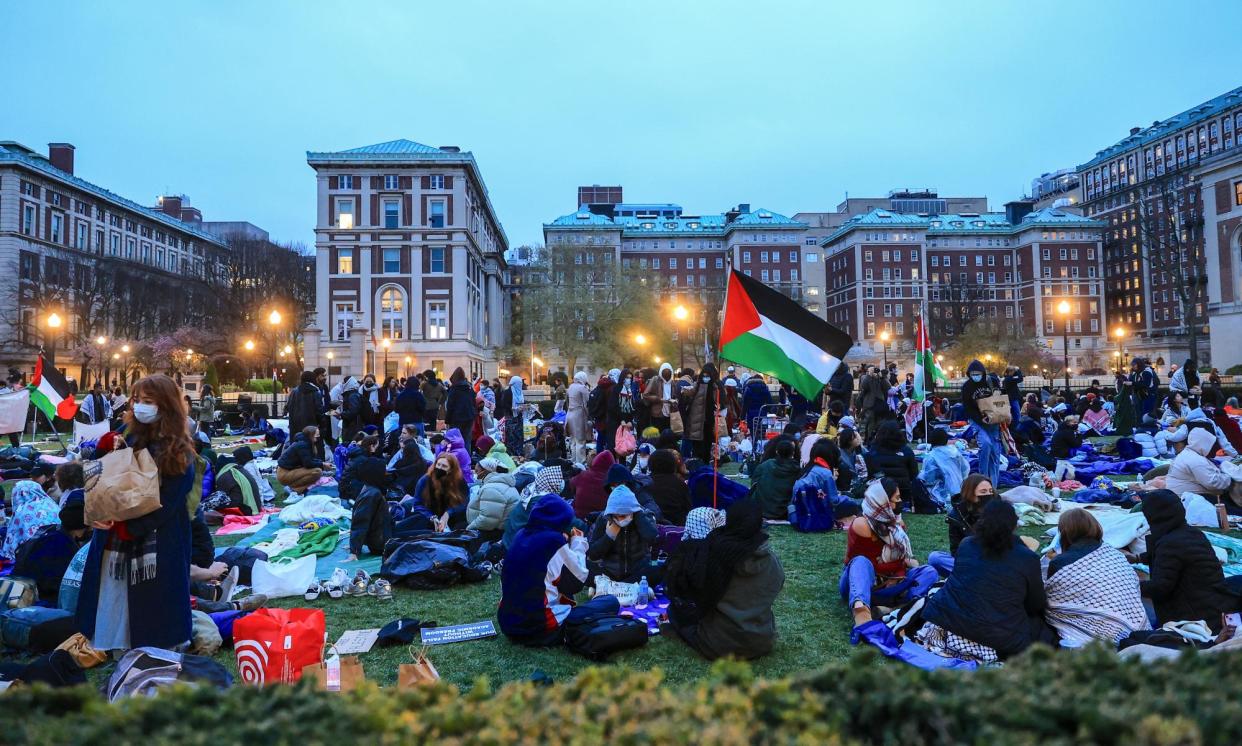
[636, 576, 650, 608]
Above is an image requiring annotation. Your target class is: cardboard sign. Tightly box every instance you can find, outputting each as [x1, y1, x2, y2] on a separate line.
[419, 621, 497, 646]
[333, 628, 380, 655]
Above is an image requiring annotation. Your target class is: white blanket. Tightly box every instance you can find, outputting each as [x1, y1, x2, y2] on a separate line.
[279, 494, 350, 525]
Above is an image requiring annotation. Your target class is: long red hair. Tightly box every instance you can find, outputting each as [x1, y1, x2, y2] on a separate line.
[125, 374, 195, 477]
[423, 453, 466, 515]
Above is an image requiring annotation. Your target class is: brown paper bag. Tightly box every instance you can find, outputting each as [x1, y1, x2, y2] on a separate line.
[302, 654, 365, 692]
[978, 393, 1012, 425]
[669, 410, 684, 435]
[397, 646, 440, 688]
[83, 446, 161, 525]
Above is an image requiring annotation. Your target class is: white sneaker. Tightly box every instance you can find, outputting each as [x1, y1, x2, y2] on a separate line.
[326, 568, 349, 599]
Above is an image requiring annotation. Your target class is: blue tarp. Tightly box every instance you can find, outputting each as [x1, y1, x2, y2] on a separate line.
[850, 620, 979, 671]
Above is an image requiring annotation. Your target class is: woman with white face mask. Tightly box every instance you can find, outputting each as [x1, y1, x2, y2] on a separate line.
[586, 484, 658, 583]
[76, 374, 200, 653]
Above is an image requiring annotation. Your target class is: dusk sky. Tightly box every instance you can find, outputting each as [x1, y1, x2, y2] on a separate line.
[5, 0, 1240, 248]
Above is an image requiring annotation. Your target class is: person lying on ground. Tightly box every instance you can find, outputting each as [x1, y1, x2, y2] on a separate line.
[667, 499, 784, 661]
[920, 499, 1057, 660]
[839, 478, 937, 627]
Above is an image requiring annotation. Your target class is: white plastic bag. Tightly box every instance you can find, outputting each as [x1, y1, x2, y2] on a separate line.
[251, 555, 317, 599]
[383, 411, 399, 434]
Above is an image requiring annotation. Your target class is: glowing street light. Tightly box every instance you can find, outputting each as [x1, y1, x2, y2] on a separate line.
[283, 344, 293, 355]
[1114, 326, 1127, 374]
[244, 340, 255, 351]
[879, 330, 891, 369]
[121, 344, 130, 353]
[268, 310, 282, 326]
[1057, 300, 1072, 390]
[95, 335, 107, 346]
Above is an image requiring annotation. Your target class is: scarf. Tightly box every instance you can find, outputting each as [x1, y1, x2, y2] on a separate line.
[685, 507, 726, 540]
[862, 480, 913, 565]
[692, 500, 767, 610]
[0, 481, 60, 560]
[106, 527, 158, 587]
[619, 380, 634, 414]
[509, 376, 525, 406]
[1045, 544, 1149, 645]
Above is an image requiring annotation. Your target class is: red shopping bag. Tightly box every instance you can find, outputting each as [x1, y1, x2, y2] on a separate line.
[233, 608, 326, 686]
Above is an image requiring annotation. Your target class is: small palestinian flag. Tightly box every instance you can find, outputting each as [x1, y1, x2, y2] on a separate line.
[720, 270, 853, 399]
[30, 355, 78, 421]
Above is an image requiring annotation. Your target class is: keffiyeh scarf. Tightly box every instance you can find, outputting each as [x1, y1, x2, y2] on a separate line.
[685, 507, 726, 540]
[862, 480, 913, 565]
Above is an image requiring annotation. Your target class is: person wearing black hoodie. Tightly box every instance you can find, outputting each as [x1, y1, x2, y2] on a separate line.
[393, 379, 427, 435]
[864, 421, 919, 509]
[961, 359, 1002, 487]
[347, 457, 393, 562]
[444, 368, 477, 445]
[286, 371, 326, 456]
[646, 449, 692, 525]
[1139, 489, 1238, 633]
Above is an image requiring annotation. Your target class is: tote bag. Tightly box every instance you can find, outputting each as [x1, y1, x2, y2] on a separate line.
[233, 608, 326, 686]
[83, 447, 161, 525]
[978, 393, 1013, 425]
[251, 555, 316, 599]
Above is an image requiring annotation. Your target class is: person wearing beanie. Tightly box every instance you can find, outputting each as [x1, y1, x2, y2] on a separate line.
[232, 445, 275, 505]
[917, 428, 969, 508]
[499, 494, 611, 646]
[475, 435, 496, 459]
[209, 446, 264, 516]
[467, 456, 521, 540]
[10, 484, 89, 600]
[605, 462, 661, 520]
[587, 484, 658, 583]
[631, 442, 655, 477]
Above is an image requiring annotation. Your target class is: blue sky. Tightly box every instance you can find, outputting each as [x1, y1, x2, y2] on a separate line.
[5, 1, 1240, 248]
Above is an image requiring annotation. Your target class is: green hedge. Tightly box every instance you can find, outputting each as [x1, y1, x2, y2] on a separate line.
[2, 646, 1239, 744]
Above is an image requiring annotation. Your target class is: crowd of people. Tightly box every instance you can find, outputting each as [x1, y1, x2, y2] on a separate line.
[3, 351, 1241, 675]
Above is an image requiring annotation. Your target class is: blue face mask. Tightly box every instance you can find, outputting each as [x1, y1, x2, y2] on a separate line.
[970, 373, 983, 382]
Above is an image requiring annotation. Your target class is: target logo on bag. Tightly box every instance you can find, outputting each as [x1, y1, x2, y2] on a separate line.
[235, 639, 270, 685]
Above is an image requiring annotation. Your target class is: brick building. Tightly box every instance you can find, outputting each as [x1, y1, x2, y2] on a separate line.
[821, 203, 1107, 371]
[304, 139, 509, 381]
[1075, 85, 1242, 369]
[0, 141, 230, 384]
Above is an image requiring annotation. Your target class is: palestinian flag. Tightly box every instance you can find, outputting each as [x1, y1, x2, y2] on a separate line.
[913, 318, 948, 402]
[30, 356, 78, 421]
[720, 270, 852, 399]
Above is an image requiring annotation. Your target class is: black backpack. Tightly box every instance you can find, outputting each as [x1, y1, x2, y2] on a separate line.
[587, 386, 607, 421]
[563, 613, 648, 661]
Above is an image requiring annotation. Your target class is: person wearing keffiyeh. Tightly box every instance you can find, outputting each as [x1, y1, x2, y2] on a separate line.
[503, 465, 567, 550]
[838, 478, 938, 627]
[0, 480, 60, 561]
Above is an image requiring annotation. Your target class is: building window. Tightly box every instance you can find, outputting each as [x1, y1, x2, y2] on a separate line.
[760, 270, 770, 282]
[430, 246, 446, 273]
[427, 301, 448, 339]
[384, 174, 399, 190]
[670, 257, 679, 269]
[430, 175, 445, 190]
[336, 198, 355, 229]
[333, 302, 355, 340]
[698, 257, 707, 269]
[19, 252, 38, 281]
[739, 253, 748, 264]
[51, 214, 63, 243]
[126, 238, 135, 259]
[22, 205, 35, 236]
[804, 252, 818, 262]
[760, 251, 769, 263]
[383, 248, 400, 273]
[384, 200, 400, 228]
[337, 248, 354, 274]
[76, 223, 88, 249]
[338, 175, 354, 189]
[379, 287, 405, 339]
[1235, 181, 1242, 207]
[715, 257, 723, 269]
[791, 269, 799, 282]
[429, 200, 446, 228]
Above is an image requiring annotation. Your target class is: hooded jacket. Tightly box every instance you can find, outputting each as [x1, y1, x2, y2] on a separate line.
[286, 372, 325, 434]
[569, 450, 615, 519]
[587, 486, 658, 582]
[692, 541, 785, 661]
[487, 442, 518, 472]
[394, 384, 427, 425]
[960, 360, 994, 424]
[918, 444, 969, 505]
[1050, 420, 1083, 459]
[1166, 427, 1231, 497]
[643, 363, 677, 419]
[277, 433, 321, 471]
[350, 457, 393, 556]
[1139, 490, 1235, 632]
[498, 495, 589, 639]
[436, 428, 474, 484]
[749, 455, 801, 519]
[445, 378, 478, 424]
[467, 470, 521, 532]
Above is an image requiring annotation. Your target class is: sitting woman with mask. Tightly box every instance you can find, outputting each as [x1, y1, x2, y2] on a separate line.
[586, 485, 658, 583]
[399, 453, 469, 533]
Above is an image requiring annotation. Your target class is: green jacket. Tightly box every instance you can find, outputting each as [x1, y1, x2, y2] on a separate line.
[693, 543, 785, 660]
[748, 456, 801, 520]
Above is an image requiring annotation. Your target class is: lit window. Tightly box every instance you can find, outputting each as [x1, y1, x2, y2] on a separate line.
[337, 248, 354, 274]
[426, 301, 448, 339]
[380, 287, 405, 339]
[336, 198, 355, 229]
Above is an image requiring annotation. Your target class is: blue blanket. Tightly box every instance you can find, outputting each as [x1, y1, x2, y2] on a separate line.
[851, 620, 979, 671]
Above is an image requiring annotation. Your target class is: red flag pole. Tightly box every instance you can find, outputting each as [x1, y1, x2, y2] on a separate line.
[713, 382, 720, 508]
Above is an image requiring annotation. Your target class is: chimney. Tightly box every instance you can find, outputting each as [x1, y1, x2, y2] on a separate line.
[48, 143, 75, 175]
[1004, 199, 1035, 225]
[439, 146, 461, 153]
[1129, 127, 1141, 136]
[157, 195, 183, 218]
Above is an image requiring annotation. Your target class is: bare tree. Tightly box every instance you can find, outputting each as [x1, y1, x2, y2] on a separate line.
[930, 275, 987, 339]
[1128, 172, 1208, 361]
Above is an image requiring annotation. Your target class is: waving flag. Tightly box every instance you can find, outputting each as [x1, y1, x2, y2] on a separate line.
[720, 270, 853, 399]
[913, 319, 948, 402]
[30, 356, 78, 421]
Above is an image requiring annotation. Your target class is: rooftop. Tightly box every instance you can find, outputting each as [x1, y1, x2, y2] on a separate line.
[545, 207, 805, 236]
[821, 207, 1105, 245]
[0, 142, 228, 248]
[1077, 85, 1242, 170]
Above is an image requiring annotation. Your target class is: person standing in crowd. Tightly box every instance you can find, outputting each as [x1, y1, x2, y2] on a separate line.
[721, 379, 743, 433]
[1169, 359, 1199, 396]
[643, 363, 677, 434]
[1129, 357, 1160, 425]
[591, 373, 615, 453]
[498, 374, 526, 458]
[961, 360, 1002, 487]
[77, 374, 198, 652]
[684, 364, 722, 462]
[287, 371, 327, 459]
[394, 375, 427, 436]
[337, 376, 366, 443]
[1002, 367, 1024, 425]
[858, 366, 889, 441]
[418, 370, 444, 432]
[828, 364, 854, 411]
[197, 384, 217, 438]
[606, 368, 637, 450]
[742, 374, 772, 431]
[78, 380, 113, 426]
[445, 367, 478, 446]
[566, 371, 592, 463]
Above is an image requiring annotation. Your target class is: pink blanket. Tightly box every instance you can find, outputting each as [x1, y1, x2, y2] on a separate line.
[216, 509, 279, 536]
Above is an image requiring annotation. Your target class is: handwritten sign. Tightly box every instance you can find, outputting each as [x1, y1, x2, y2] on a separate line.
[420, 620, 497, 646]
[333, 628, 380, 655]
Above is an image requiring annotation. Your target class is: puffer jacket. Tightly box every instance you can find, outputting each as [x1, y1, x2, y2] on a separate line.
[467, 472, 521, 532]
[1140, 490, 1237, 633]
[586, 510, 657, 583]
[1166, 427, 1231, 497]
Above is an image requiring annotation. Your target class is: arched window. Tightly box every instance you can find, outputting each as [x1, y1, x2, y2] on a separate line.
[378, 285, 405, 340]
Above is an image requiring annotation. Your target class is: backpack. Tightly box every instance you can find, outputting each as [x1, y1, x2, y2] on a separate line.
[0, 577, 37, 610]
[0, 606, 76, 652]
[562, 597, 648, 661]
[105, 647, 233, 701]
[12, 527, 79, 601]
[792, 484, 837, 533]
[687, 467, 749, 510]
[587, 386, 607, 422]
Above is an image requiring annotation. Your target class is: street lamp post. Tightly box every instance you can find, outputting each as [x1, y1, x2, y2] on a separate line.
[325, 351, 334, 388]
[404, 356, 412, 380]
[94, 335, 107, 389]
[1114, 327, 1127, 375]
[1058, 300, 1071, 393]
[267, 310, 282, 416]
[673, 305, 689, 372]
[381, 338, 391, 378]
[879, 330, 891, 370]
[45, 312, 62, 368]
[121, 344, 131, 387]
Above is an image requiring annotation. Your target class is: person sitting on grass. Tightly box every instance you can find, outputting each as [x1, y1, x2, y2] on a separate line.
[587, 485, 658, 583]
[467, 457, 521, 542]
[1081, 395, 1112, 435]
[928, 473, 995, 577]
[1138, 489, 1237, 635]
[749, 438, 801, 520]
[339, 434, 381, 505]
[666, 499, 785, 661]
[1049, 414, 1083, 482]
[791, 438, 861, 524]
[835, 427, 867, 495]
[919, 500, 1057, 661]
[918, 429, 969, 510]
[276, 425, 332, 496]
[839, 478, 937, 627]
[645, 449, 690, 525]
[1044, 509, 1149, 645]
[346, 457, 393, 562]
[503, 465, 566, 550]
[864, 421, 919, 509]
[205, 455, 263, 516]
[1165, 427, 1232, 501]
[232, 446, 275, 506]
[498, 494, 618, 647]
[389, 438, 430, 495]
[400, 453, 469, 533]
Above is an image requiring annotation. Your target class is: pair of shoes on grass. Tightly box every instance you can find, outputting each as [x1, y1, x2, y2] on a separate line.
[306, 569, 391, 601]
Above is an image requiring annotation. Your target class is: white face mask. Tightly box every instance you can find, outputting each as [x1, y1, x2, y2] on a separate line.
[701, 376, 711, 384]
[970, 373, 983, 382]
[615, 516, 633, 527]
[133, 402, 160, 424]
[637, 456, 649, 468]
